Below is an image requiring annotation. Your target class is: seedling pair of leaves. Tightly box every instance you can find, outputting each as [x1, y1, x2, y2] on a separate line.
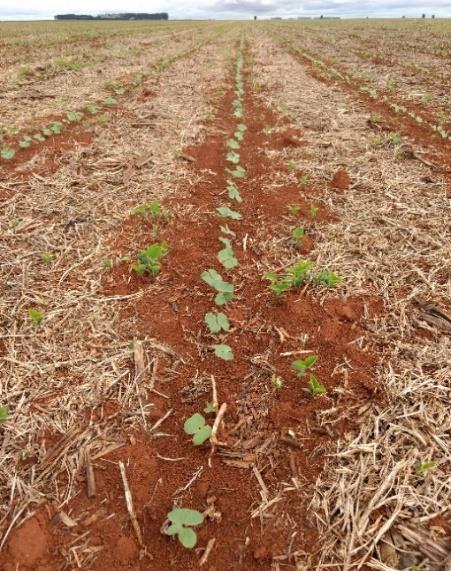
[292, 355, 318, 377]
[305, 374, 327, 395]
[226, 165, 246, 179]
[28, 308, 44, 326]
[291, 226, 304, 245]
[184, 413, 212, 445]
[165, 507, 204, 549]
[218, 237, 238, 269]
[217, 205, 241, 220]
[264, 261, 314, 297]
[227, 138, 240, 150]
[133, 200, 169, 218]
[204, 311, 230, 333]
[201, 269, 234, 305]
[220, 224, 235, 237]
[212, 343, 234, 361]
[1, 146, 15, 160]
[67, 111, 83, 122]
[226, 150, 240, 165]
[227, 182, 242, 203]
[0, 405, 8, 422]
[131, 242, 168, 276]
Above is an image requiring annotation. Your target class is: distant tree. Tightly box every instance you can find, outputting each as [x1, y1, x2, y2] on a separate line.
[431, 14, 435, 18]
[422, 13, 426, 18]
[254, 15, 257, 20]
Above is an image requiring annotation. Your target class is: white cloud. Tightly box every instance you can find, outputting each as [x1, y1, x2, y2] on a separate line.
[0, 0, 450, 19]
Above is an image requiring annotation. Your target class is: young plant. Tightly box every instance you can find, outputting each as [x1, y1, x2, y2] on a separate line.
[19, 136, 33, 149]
[264, 272, 292, 297]
[305, 374, 327, 395]
[184, 413, 212, 445]
[131, 242, 168, 276]
[292, 354, 318, 377]
[217, 237, 238, 269]
[287, 204, 302, 216]
[41, 251, 53, 264]
[66, 111, 83, 122]
[286, 260, 314, 286]
[271, 374, 284, 389]
[226, 165, 246, 179]
[217, 206, 241, 220]
[212, 343, 234, 361]
[227, 182, 242, 203]
[299, 173, 310, 184]
[104, 96, 118, 106]
[314, 269, 342, 287]
[164, 507, 204, 549]
[201, 269, 234, 305]
[227, 138, 240, 150]
[133, 200, 169, 218]
[309, 204, 319, 218]
[0, 405, 8, 422]
[291, 226, 304, 246]
[1, 146, 15, 160]
[28, 308, 44, 326]
[204, 311, 230, 333]
[415, 460, 436, 476]
[226, 150, 240, 164]
[220, 224, 235, 237]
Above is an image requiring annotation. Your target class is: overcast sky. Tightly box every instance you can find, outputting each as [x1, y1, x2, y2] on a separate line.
[1, 0, 450, 20]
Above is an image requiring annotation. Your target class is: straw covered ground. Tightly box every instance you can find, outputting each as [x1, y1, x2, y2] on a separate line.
[0, 19, 449, 571]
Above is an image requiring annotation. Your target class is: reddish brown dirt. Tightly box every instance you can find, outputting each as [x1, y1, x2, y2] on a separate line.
[331, 169, 351, 191]
[0, 48, 382, 570]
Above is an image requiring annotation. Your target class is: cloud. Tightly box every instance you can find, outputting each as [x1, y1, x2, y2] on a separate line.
[0, 0, 450, 19]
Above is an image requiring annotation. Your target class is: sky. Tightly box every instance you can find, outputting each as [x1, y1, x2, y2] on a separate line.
[0, 0, 450, 20]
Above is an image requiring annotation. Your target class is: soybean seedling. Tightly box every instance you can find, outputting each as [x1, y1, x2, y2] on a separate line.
[291, 226, 304, 246]
[204, 311, 230, 333]
[309, 204, 319, 219]
[227, 138, 240, 150]
[1, 146, 15, 160]
[226, 150, 240, 165]
[286, 260, 314, 286]
[201, 269, 234, 305]
[133, 200, 170, 219]
[227, 182, 242, 203]
[226, 165, 246, 179]
[67, 111, 83, 122]
[217, 237, 238, 269]
[41, 251, 53, 264]
[415, 461, 436, 476]
[305, 374, 327, 395]
[287, 204, 302, 216]
[264, 272, 292, 297]
[164, 508, 204, 549]
[212, 344, 234, 361]
[217, 206, 241, 220]
[28, 308, 44, 326]
[292, 355, 318, 377]
[0, 406, 8, 422]
[184, 413, 212, 445]
[314, 269, 342, 287]
[131, 242, 168, 276]
[271, 374, 284, 390]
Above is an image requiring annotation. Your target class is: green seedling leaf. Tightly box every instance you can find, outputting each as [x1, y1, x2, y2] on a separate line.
[226, 150, 240, 164]
[85, 102, 101, 115]
[237, 123, 247, 132]
[41, 251, 53, 264]
[204, 402, 216, 414]
[165, 507, 204, 549]
[104, 96, 118, 106]
[292, 355, 318, 377]
[217, 206, 241, 220]
[264, 271, 292, 297]
[286, 260, 314, 287]
[271, 374, 284, 389]
[50, 121, 63, 134]
[133, 200, 163, 217]
[416, 461, 436, 476]
[227, 182, 242, 202]
[42, 128, 53, 137]
[28, 308, 44, 326]
[34, 133, 46, 142]
[217, 238, 238, 269]
[227, 138, 240, 149]
[287, 204, 302, 215]
[67, 111, 83, 122]
[292, 226, 304, 242]
[131, 242, 168, 276]
[212, 344, 234, 361]
[309, 204, 319, 218]
[0, 405, 8, 423]
[226, 165, 246, 178]
[204, 312, 230, 333]
[183, 414, 212, 445]
[102, 258, 113, 268]
[234, 130, 244, 142]
[305, 374, 327, 395]
[201, 269, 234, 305]
[1, 146, 15, 160]
[19, 136, 33, 149]
[314, 269, 342, 287]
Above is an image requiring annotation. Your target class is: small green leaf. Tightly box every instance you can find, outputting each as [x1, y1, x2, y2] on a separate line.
[28, 308, 44, 326]
[292, 355, 318, 377]
[220, 225, 235, 236]
[183, 413, 205, 435]
[67, 111, 83, 122]
[212, 344, 234, 361]
[104, 96, 118, 106]
[0, 406, 8, 423]
[192, 425, 212, 445]
[41, 251, 53, 264]
[226, 150, 240, 164]
[306, 374, 327, 395]
[217, 206, 241, 220]
[178, 527, 197, 548]
[227, 182, 242, 202]
[227, 138, 240, 149]
[1, 146, 15, 160]
[168, 508, 204, 526]
[205, 312, 230, 333]
[416, 461, 436, 476]
[226, 165, 246, 179]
